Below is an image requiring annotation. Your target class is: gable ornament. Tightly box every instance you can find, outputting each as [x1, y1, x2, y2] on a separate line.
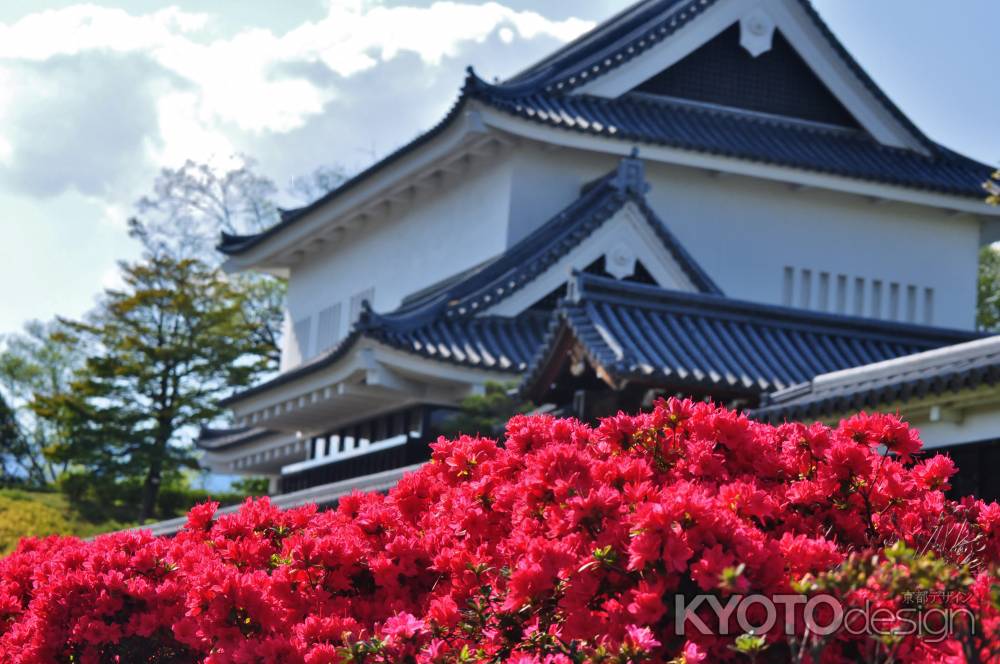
[739, 7, 776, 57]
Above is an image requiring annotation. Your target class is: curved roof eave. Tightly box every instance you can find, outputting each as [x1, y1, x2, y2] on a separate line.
[221, 306, 544, 410]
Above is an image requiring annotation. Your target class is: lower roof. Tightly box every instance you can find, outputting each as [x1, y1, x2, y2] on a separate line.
[216, 269, 986, 443]
[753, 335, 1000, 422]
[521, 274, 982, 400]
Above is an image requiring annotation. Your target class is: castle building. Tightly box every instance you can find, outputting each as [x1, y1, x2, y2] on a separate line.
[198, 0, 996, 509]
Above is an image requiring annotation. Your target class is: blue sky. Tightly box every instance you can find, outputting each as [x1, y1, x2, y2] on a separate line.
[0, 0, 996, 337]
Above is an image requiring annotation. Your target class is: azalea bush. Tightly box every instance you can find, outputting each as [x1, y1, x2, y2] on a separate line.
[1, 399, 998, 663]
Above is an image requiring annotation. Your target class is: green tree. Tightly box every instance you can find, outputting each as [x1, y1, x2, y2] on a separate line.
[978, 244, 1000, 331]
[440, 382, 533, 439]
[0, 320, 83, 485]
[34, 256, 275, 521]
[0, 393, 24, 485]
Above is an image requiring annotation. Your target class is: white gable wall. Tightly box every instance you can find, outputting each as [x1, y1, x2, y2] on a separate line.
[507, 144, 619, 247]
[504, 142, 979, 329]
[281, 153, 514, 369]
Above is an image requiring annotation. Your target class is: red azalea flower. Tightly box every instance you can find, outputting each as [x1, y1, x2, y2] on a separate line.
[0, 401, 995, 663]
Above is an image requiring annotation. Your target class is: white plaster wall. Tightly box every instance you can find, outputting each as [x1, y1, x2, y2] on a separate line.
[505, 143, 980, 330]
[282, 153, 513, 367]
[506, 146, 619, 246]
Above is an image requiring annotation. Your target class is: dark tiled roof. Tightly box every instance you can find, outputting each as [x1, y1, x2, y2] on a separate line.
[521, 274, 981, 400]
[392, 155, 721, 319]
[470, 83, 989, 198]
[753, 336, 1000, 422]
[504, 0, 701, 92]
[367, 311, 549, 372]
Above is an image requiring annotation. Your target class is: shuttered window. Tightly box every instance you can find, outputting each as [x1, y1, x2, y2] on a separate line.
[316, 303, 342, 353]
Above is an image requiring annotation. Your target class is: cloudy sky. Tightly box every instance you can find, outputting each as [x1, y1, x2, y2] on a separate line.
[0, 0, 996, 336]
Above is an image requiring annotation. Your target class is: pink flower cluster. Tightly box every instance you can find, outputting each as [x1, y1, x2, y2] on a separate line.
[0, 400, 998, 662]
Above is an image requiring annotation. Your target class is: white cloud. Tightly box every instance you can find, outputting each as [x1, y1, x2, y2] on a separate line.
[285, 1, 592, 74]
[0, 2, 592, 147]
[152, 91, 236, 166]
[100, 201, 130, 231]
[0, 67, 11, 165]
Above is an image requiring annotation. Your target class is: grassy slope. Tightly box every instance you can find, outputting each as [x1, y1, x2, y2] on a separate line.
[0, 489, 125, 554]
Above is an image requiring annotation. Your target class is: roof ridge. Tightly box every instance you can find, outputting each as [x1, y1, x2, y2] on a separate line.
[502, 0, 691, 90]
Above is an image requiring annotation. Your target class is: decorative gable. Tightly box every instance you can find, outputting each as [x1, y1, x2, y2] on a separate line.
[530, 0, 929, 152]
[376, 155, 719, 325]
[632, 22, 861, 128]
[482, 199, 707, 317]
